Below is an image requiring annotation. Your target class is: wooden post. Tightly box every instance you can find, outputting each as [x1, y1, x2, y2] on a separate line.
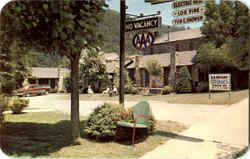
[119, 0, 126, 105]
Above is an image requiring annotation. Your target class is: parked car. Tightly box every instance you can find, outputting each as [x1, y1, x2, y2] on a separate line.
[14, 84, 51, 97]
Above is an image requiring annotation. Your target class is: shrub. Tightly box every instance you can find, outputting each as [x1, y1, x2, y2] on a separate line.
[145, 59, 162, 76]
[114, 68, 138, 95]
[64, 76, 71, 93]
[84, 103, 127, 140]
[162, 85, 173, 95]
[84, 102, 156, 141]
[9, 97, 29, 114]
[176, 66, 192, 93]
[125, 85, 138, 94]
[196, 81, 209, 93]
[0, 95, 9, 128]
[49, 88, 58, 93]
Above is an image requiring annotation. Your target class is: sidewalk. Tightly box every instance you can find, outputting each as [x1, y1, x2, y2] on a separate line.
[141, 98, 249, 159]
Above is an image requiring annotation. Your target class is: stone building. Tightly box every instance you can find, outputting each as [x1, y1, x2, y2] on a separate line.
[126, 28, 201, 89]
[26, 67, 69, 91]
[126, 28, 248, 90]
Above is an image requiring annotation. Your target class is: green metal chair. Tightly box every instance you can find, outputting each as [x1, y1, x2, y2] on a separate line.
[114, 101, 152, 145]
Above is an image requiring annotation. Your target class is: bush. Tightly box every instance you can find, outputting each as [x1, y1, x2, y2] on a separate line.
[84, 102, 156, 141]
[125, 85, 138, 94]
[145, 59, 162, 76]
[84, 103, 127, 140]
[114, 68, 137, 94]
[9, 97, 29, 114]
[162, 85, 173, 95]
[64, 76, 71, 93]
[49, 88, 58, 93]
[176, 66, 192, 93]
[196, 81, 209, 93]
[0, 95, 9, 128]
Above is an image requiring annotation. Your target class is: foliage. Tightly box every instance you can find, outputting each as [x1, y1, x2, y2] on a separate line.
[125, 85, 139, 95]
[0, 40, 31, 95]
[84, 102, 156, 141]
[9, 97, 29, 114]
[176, 66, 192, 93]
[97, 10, 185, 55]
[0, 94, 9, 128]
[1, 0, 106, 139]
[27, 50, 69, 68]
[84, 103, 127, 140]
[195, 81, 209, 93]
[196, 41, 236, 72]
[162, 85, 173, 95]
[145, 59, 162, 76]
[18, 10, 188, 68]
[198, 0, 249, 70]
[49, 88, 58, 93]
[63, 74, 72, 93]
[79, 49, 110, 93]
[114, 68, 137, 94]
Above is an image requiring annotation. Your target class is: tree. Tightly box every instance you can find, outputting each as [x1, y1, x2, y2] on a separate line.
[176, 66, 192, 93]
[114, 67, 137, 94]
[1, 0, 106, 141]
[79, 49, 110, 93]
[0, 38, 30, 95]
[145, 59, 162, 76]
[196, 41, 236, 72]
[198, 0, 249, 70]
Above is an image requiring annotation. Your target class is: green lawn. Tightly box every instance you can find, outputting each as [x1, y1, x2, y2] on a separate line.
[56, 89, 248, 105]
[1, 111, 187, 158]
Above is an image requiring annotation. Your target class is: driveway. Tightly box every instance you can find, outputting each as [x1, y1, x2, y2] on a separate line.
[27, 94, 229, 126]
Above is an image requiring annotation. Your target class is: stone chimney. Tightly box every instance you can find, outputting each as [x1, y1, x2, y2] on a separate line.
[168, 51, 176, 90]
[134, 55, 142, 86]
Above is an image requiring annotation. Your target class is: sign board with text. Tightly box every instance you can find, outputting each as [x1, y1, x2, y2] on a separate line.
[209, 74, 231, 91]
[125, 17, 162, 32]
[171, 0, 205, 25]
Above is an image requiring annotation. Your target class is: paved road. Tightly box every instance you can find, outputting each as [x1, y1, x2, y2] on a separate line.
[27, 94, 228, 126]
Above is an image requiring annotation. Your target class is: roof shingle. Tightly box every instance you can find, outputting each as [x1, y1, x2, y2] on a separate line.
[31, 67, 69, 78]
[154, 28, 202, 44]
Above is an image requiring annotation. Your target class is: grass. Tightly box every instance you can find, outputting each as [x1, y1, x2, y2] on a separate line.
[56, 89, 248, 105]
[1, 111, 187, 158]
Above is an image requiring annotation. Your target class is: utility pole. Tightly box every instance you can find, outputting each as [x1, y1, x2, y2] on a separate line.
[119, 0, 126, 105]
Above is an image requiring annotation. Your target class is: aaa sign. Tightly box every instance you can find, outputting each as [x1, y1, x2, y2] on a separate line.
[133, 32, 155, 50]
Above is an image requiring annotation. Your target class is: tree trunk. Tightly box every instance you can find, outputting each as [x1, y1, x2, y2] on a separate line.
[70, 58, 80, 141]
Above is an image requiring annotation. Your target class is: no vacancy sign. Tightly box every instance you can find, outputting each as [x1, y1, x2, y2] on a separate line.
[209, 74, 231, 91]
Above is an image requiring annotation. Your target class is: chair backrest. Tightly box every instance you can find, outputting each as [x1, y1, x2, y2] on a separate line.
[133, 101, 152, 125]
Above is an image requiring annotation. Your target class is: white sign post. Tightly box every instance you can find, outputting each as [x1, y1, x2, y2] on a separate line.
[209, 73, 231, 105]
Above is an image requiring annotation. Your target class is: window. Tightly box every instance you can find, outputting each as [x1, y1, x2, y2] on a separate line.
[150, 47, 154, 55]
[38, 79, 49, 85]
[189, 42, 194, 50]
[175, 44, 180, 51]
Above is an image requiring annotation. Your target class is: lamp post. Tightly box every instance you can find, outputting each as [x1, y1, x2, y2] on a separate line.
[119, 0, 126, 105]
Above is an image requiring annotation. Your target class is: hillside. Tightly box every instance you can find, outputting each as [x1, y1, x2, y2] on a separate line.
[29, 9, 185, 67]
[97, 9, 138, 54]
